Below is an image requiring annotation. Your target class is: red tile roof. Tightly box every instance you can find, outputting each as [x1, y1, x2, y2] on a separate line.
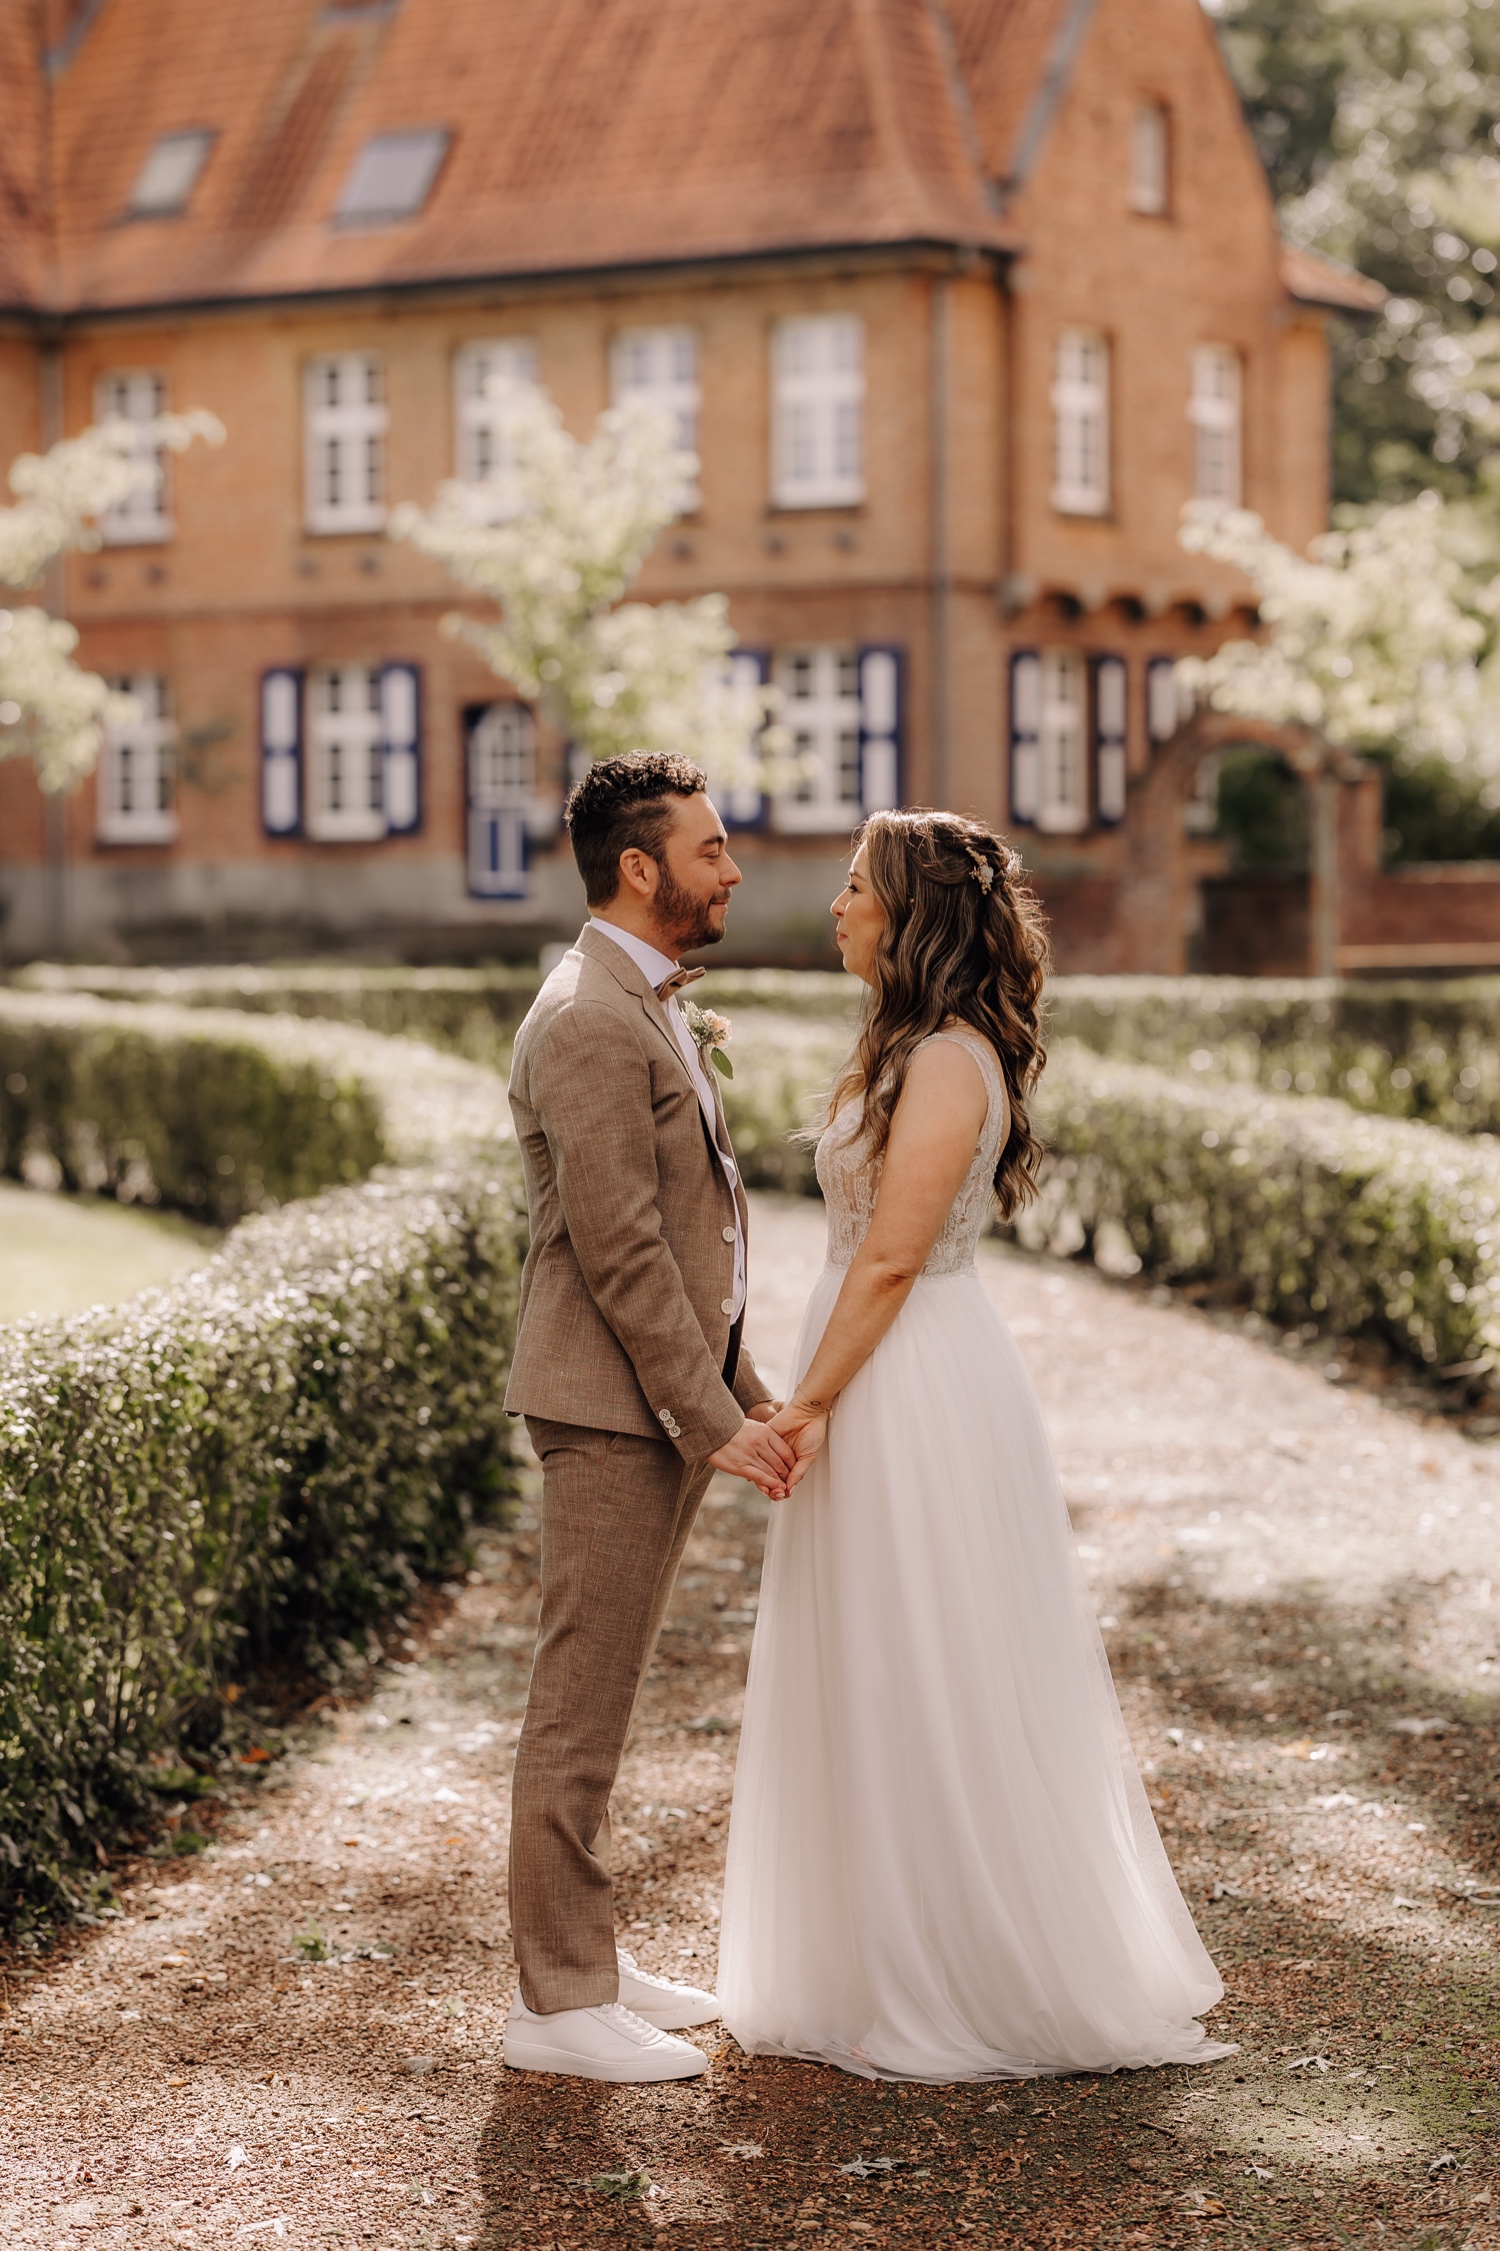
[11, 0, 1020, 315]
[0, 0, 1379, 323]
[1280, 244, 1387, 317]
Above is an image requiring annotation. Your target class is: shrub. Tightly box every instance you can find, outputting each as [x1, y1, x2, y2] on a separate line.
[1027, 1040, 1500, 1388]
[0, 997, 524, 1926]
[1046, 975, 1500, 1135]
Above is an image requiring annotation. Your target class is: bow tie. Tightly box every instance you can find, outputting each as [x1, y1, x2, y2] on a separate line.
[655, 966, 706, 1001]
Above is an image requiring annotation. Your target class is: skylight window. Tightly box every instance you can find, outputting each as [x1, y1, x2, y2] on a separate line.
[334, 129, 450, 225]
[127, 130, 214, 219]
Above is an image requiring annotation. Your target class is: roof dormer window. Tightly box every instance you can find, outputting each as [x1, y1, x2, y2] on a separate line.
[1130, 101, 1170, 216]
[334, 129, 450, 226]
[126, 130, 214, 219]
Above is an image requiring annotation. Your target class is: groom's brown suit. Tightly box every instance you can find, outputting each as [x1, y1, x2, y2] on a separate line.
[504, 924, 772, 2012]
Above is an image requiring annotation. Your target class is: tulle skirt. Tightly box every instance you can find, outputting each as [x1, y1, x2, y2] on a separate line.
[718, 1264, 1235, 2082]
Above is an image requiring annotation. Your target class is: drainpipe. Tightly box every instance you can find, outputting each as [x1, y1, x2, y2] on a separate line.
[930, 268, 952, 808]
[1310, 764, 1339, 979]
[39, 333, 68, 957]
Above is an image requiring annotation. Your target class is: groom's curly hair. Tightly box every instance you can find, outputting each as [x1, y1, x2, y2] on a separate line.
[565, 752, 707, 905]
[828, 810, 1051, 1221]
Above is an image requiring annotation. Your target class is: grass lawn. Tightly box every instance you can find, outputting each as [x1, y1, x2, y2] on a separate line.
[0, 1178, 218, 1322]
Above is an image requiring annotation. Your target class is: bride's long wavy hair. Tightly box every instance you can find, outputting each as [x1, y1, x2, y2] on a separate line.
[827, 809, 1050, 1220]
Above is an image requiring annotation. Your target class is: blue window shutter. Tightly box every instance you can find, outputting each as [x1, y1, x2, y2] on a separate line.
[260, 668, 302, 837]
[1146, 655, 1181, 746]
[857, 645, 902, 814]
[1094, 654, 1128, 825]
[465, 700, 530, 899]
[379, 663, 422, 835]
[723, 648, 769, 828]
[1009, 651, 1040, 825]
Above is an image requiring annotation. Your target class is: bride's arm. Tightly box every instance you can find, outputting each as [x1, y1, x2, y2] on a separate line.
[772, 1041, 989, 1487]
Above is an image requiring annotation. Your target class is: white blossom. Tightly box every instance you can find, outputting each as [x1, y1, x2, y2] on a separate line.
[391, 382, 792, 792]
[1177, 494, 1500, 777]
[0, 411, 224, 792]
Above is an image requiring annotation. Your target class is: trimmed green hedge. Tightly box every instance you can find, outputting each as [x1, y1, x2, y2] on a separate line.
[1027, 1040, 1500, 1387]
[1048, 975, 1500, 1135]
[23, 962, 1500, 1134]
[0, 1000, 524, 1928]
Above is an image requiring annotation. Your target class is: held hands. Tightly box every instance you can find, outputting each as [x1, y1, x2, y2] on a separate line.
[707, 1410, 799, 1501]
[765, 1397, 829, 1497]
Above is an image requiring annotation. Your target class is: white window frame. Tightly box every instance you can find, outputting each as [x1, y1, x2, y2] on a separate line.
[771, 315, 864, 508]
[306, 664, 385, 841]
[771, 645, 863, 832]
[453, 339, 539, 518]
[97, 673, 177, 844]
[1038, 649, 1088, 834]
[1190, 344, 1243, 508]
[96, 371, 171, 544]
[467, 701, 541, 898]
[1130, 101, 1170, 216]
[1051, 330, 1110, 516]
[611, 326, 701, 510]
[304, 353, 387, 535]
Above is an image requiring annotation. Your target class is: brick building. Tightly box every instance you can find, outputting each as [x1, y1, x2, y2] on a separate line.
[0, 0, 1379, 967]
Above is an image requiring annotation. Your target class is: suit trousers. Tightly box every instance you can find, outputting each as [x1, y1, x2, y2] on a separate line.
[510, 1417, 716, 2014]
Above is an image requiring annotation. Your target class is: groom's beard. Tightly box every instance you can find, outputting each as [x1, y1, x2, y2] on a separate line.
[655, 865, 729, 953]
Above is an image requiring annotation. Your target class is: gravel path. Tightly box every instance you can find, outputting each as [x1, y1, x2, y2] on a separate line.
[2, 1192, 1497, 2250]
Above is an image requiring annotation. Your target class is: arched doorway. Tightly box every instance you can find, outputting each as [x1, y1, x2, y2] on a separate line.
[1115, 710, 1369, 976]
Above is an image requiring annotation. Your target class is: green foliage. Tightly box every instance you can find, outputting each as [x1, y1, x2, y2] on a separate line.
[1216, 0, 1500, 500]
[1047, 975, 1500, 1133]
[11, 964, 546, 1078]
[1027, 1039, 1500, 1385]
[1375, 750, 1500, 861]
[0, 998, 525, 1929]
[0, 992, 386, 1223]
[1212, 749, 1312, 871]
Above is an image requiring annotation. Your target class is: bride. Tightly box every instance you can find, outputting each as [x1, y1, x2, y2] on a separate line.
[717, 809, 1234, 2083]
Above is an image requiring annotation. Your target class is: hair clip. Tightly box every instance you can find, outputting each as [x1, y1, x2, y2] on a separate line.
[966, 846, 995, 895]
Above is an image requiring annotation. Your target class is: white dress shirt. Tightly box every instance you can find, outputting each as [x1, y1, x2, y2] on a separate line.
[587, 918, 746, 1322]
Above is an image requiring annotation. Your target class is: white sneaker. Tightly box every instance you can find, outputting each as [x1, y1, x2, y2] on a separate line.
[615, 1946, 721, 2030]
[504, 1991, 709, 2081]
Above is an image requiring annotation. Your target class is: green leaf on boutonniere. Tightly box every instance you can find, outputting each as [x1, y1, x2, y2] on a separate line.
[710, 1048, 734, 1081]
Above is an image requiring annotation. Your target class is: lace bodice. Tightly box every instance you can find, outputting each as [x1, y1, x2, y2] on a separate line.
[815, 1028, 1010, 1274]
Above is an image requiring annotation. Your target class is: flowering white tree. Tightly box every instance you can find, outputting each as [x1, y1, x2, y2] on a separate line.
[391, 383, 789, 792]
[0, 412, 223, 793]
[1177, 493, 1500, 782]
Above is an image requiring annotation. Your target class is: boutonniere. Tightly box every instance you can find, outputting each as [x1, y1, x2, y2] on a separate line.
[681, 999, 734, 1080]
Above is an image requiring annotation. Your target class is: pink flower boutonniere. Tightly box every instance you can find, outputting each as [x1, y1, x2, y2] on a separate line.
[681, 1000, 734, 1080]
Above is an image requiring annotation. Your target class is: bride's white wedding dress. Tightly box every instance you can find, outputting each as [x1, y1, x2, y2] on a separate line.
[719, 1027, 1234, 2083]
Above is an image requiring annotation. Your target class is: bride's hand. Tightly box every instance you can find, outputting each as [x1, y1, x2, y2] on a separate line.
[768, 1398, 829, 1495]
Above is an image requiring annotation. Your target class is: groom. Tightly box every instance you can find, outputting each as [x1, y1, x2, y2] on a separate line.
[502, 751, 794, 2083]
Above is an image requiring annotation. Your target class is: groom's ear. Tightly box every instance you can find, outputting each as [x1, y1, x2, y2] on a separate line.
[616, 845, 660, 901]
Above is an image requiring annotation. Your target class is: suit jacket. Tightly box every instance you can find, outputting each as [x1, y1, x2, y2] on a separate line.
[503, 924, 773, 1460]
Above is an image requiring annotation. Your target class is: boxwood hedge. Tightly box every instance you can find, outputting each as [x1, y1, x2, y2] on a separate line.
[0, 1000, 524, 1928]
[1028, 1040, 1500, 1386]
[1048, 975, 1500, 1135]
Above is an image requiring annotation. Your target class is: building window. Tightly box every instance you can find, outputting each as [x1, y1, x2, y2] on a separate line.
[96, 372, 171, 544]
[611, 327, 700, 509]
[97, 674, 177, 844]
[1190, 344, 1242, 508]
[467, 700, 538, 898]
[454, 339, 538, 515]
[334, 128, 450, 225]
[1147, 654, 1186, 745]
[1094, 654, 1128, 824]
[772, 645, 862, 831]
[126, 130, 214, 219]
[1052, 331, 1110, 516]
[771, 315, 864, 508]
[1130, 101, 1170, 215]
[307, 666, 385, 841]
[304, 354, 387, 534]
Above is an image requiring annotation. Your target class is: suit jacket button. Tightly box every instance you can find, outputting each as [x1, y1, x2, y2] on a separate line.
[721, 1298, 735, 1315]
[722, 1226, 736, 1242]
